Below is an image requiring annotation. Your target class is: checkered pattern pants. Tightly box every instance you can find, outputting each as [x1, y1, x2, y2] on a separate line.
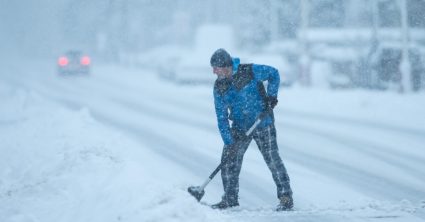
[221, 124, 292, 202]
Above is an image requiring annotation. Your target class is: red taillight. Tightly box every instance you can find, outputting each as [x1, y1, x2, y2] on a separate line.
[58, 57, 68, 66]
[81, 56, 90, 65]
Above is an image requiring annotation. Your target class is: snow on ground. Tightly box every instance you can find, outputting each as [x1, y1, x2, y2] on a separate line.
[0, 59, 425, 221]
[0, 83, 234, 222]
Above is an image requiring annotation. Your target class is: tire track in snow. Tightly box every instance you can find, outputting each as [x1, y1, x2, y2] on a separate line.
[80, 66, 214, 116]
[281, 108, 425, 140]
[281, 143, 425, 203]
[278, 112, 425, 162]
[110, 97, 215, 133]
[276, 120, 425, 180]
[35, 68, 215, 132]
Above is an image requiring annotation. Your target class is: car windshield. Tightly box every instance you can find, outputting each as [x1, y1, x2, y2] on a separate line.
[65, 51, 82, 59]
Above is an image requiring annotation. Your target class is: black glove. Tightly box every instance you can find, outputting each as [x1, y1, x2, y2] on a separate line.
[223, 128, 248, 160]
[267, 96, 278, 109]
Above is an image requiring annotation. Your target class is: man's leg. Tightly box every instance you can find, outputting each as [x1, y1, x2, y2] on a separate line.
[253, 124, 292, 198]
[219, 138, 251, 204]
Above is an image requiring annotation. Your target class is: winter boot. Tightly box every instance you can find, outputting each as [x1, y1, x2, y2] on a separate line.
[276, 193, 293, 211]
[211, 199, 239, 210]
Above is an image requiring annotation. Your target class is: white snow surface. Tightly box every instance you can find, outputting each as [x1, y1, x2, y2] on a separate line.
[0, 59, 425, 222]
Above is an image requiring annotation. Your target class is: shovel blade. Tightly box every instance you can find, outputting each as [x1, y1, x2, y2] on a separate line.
[187, 186, 205, 201]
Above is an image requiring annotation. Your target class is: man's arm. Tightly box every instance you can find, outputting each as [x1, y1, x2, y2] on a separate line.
[252, 64, 280, 97]
[213, 91, 233, 145]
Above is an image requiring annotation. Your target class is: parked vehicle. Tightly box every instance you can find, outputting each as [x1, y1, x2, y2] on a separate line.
[154, 25, 296, 86]
[155, 24, 235, 84]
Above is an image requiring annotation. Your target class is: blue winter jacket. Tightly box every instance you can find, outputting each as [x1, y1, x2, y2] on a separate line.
[213, 58, 280, 145]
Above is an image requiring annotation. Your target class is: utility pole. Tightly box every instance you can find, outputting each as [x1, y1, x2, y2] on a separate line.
[367, 0, 380, 88]
[299, 0, 311, 86]
[270, 0, 280, 42]
[371, 0, 379, 51]
[399, 0, 411, 93]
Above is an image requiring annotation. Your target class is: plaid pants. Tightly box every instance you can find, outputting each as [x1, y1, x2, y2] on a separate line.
[221, 124, 292, 202]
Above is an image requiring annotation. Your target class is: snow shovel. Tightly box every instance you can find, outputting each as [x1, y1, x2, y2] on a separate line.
[187, 109, 272, 201]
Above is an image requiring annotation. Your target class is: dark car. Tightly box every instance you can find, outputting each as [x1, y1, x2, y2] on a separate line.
[57, 50, 91, 75]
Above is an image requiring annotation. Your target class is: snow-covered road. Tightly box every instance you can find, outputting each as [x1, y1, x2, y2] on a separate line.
[1, 60, 424, 221]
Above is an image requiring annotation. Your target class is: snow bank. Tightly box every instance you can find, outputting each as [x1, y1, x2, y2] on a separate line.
[0, 86, 236, 222]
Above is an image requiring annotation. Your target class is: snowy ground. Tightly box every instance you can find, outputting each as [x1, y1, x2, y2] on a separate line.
[1, 59, 425, 222]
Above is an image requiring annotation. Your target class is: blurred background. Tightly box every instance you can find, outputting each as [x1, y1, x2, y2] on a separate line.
[1, 2, 425, 221]
[1, 0, 425, 92]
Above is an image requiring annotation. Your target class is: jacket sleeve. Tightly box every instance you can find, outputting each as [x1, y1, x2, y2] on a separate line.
[213, 90, 233, 145]
[252, 64, 280, 97]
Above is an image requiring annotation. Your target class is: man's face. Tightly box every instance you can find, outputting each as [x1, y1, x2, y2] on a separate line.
[213, 66, 232, 79]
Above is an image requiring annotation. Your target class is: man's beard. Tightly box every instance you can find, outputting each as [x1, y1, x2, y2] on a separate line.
[217, 75, 227, 80]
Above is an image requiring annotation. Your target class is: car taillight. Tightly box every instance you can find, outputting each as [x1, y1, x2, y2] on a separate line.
[81, 56, 90, 65]
[58, 57, 68, 66]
